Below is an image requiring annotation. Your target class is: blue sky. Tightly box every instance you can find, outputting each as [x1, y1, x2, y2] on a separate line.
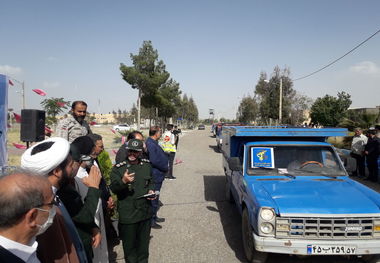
[1, 0, 380, 120]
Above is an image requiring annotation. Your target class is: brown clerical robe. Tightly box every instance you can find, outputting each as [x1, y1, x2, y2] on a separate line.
[37, 207, 80, 263]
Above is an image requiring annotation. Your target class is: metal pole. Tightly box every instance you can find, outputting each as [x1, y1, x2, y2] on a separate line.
[279, 78, 282, 124]
[22, 81, 26, 109]
[137, 88, 141, 130]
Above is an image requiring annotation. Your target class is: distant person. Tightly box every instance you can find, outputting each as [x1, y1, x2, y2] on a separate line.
[172, 126, 181, 149]
[0, 172, 54, 263]
[21, 137, 88, 263]
[115, 131, 144, 163]
[110, 139, 155, 263]
[56, 101, 92, 143]
[146, 126, 169, 229]
[364, 128, 380, 182]
[161, 124, 176, 180]
[350, 128, 367, 177]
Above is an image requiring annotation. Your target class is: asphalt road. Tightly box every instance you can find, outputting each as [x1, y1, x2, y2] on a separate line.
[114, 128, 375, 263]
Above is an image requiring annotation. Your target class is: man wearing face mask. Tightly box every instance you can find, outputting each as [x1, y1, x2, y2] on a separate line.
[21, 137, 88, 263]
[56, 101, 92, 143]
[0, 172, 54, 263]
[58, 136, 102, 263]
[110, 139, 155, 263]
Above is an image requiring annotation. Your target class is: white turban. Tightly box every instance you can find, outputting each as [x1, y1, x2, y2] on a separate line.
[21, 137, 70, 175]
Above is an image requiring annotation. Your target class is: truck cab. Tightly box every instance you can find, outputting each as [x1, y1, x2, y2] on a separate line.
[223, 126, 380, 263]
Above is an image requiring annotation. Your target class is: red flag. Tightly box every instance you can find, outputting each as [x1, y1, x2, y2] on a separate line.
[45, 126, 53, 133]
[13, 143, 27, 150]
[89, 121, 97, 126]
[110, 129, 116, 134]
[32, 89, 47, 96]
[174, 159, 184, 165]
[14, 113, 22, 123]
[56, 101, 66, 107]
[8, 79, 14, 86]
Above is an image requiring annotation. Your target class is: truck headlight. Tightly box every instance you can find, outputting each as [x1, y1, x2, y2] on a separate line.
[260, 208, 275, 221]
[260, 222, 274, 234]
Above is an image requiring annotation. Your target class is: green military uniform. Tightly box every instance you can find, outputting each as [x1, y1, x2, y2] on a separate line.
[110, 158, 154, 263]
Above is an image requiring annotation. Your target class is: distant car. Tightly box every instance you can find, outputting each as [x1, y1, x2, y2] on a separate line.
[198, 124, 205, 130]
[113, 124, 132, 132]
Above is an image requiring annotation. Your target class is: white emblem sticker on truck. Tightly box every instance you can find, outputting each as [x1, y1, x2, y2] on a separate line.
[307, 245, 356, 255]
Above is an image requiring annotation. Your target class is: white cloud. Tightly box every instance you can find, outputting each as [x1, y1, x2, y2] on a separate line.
[349, 61, 380, 74]
[42, 81, 60, 89]
[0, 65, 22, 76]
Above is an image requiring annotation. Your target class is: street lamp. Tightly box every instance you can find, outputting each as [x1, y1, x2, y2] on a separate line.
[264, 78, 282, 124]
[10, 78, 26, 109]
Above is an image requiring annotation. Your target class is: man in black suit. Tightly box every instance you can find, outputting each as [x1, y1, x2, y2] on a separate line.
[365, 129, 380, 182]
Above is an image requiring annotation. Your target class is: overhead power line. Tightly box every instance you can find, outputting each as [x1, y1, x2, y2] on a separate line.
[293, 28, 380, 81]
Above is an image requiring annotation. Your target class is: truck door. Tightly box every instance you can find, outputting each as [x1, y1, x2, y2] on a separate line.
[231, 144, 246, 206]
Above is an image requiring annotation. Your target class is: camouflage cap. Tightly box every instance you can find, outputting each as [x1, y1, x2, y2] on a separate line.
[126, 139, 144, 151]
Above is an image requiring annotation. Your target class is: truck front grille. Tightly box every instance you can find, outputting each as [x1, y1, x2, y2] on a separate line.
[276, 217, 380, 239]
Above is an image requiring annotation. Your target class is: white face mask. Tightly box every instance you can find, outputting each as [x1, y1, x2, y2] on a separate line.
[36, 206, 56, 236]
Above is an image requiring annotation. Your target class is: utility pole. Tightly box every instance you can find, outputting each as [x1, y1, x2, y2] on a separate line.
[279, 78, 282, 124]
[137, 88, 141, 130]
[22, 81, 25, 109]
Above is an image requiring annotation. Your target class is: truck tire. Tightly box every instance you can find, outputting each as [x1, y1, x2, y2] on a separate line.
[225, 177, 233, 203]
[363, 254, 380, 263]
[242, 208, 268, 263]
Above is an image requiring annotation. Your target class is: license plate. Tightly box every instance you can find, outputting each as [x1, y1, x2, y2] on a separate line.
[307, 245, 357, 255]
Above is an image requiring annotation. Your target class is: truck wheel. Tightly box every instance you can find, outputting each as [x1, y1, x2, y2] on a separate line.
[363, 254, 380, 263]
[242, 209, 268, 263]
[225, 177, 233, 203]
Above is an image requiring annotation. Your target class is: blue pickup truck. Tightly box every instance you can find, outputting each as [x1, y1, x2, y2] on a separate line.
[222, 126, 380, 263]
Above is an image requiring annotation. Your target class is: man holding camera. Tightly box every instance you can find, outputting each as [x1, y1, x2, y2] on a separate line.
[110, 139, 155, 263]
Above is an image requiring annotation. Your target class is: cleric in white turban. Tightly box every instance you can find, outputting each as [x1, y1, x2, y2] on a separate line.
[21, 137, 70, 175]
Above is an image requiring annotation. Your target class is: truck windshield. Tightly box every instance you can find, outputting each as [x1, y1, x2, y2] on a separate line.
[247, 145, 346, 176]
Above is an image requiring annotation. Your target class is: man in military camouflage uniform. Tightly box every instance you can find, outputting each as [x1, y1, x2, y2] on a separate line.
[56, 101, 92, 143]
[110, 139, 155, 263]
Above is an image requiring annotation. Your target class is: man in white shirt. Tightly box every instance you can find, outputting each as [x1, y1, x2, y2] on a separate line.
[0, 172, 55, 263]
[351, 128, 368, 177]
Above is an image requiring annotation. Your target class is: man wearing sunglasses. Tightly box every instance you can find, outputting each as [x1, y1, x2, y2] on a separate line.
[0, 172, 54, 263]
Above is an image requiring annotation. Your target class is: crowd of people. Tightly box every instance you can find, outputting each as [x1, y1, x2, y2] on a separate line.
[0, 100, 181, 263]
[350, 127, 380, 182]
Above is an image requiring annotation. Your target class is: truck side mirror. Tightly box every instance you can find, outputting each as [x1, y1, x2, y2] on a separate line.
[228, 157, 242, 172]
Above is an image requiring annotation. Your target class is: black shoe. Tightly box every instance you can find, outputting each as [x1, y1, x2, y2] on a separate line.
[159, 200, 164, 207]
[155, 217, 165, 223]
[167, 176, 176, 180]
[151, 222, 162, 229]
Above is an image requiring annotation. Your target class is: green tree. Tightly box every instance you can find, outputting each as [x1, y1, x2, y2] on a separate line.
[176, 94, 199, 127]
[339, 110, 379, 130]
[237, 95, 259, 124]
[40, 97, 70, 125]
[310, 91, 352, 127]
[120, 40, 170, 129]
[254, 67, 296, 124]
[289, 93, 313, 125]
[157, 79, 182, 121]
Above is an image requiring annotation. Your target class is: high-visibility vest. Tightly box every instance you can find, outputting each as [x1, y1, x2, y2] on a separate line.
[161, 132, 176, 153]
